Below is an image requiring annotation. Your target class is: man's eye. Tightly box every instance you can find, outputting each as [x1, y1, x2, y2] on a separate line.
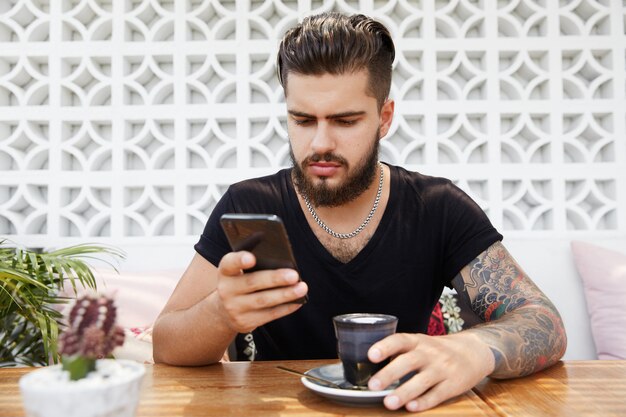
[337, 119, 356, 126]
[293, 119, 313, 126]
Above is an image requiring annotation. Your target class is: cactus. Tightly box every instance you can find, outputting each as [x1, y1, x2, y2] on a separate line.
[59, 294, 125, 380]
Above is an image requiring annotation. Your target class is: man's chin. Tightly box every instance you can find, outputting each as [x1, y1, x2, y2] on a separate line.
[307, 181, 336, 195]
[304, 172, 333, 185]
[307, 185, 350, 207]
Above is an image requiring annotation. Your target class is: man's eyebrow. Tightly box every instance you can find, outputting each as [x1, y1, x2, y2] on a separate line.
[287, 110, 366, 119]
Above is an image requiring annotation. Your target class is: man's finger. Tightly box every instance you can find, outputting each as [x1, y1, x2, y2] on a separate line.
[231, 294, 305, 333]
[238, 281, 308, 309]
[263, 299, 305, 322]
[368, 333, 421, 363]
[382, 367, 442, 410]
[241, 269, 300, 293]
[368, 348, 426, 392]
[404, 381, 454, 413]
[219, 251, 256, 275]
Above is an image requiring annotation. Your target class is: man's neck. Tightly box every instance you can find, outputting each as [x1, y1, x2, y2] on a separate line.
[292, 164, 391, 263]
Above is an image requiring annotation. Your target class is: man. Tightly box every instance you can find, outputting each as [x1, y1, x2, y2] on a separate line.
[153, 12, 567, 412]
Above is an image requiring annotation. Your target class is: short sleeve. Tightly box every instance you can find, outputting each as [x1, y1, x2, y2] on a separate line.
[439, 182, 503, 284]
[193, 190, 236, 267]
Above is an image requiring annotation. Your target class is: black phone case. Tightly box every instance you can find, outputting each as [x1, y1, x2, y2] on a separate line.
[220, 214, 307, 303]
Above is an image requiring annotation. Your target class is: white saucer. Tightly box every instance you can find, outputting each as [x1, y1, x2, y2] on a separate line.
[301, 363, 397, 406]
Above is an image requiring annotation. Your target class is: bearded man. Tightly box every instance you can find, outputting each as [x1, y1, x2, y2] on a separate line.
[153, 12, 566, 412]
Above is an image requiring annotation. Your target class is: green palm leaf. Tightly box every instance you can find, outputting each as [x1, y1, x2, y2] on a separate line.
[0, 240, 125, 367]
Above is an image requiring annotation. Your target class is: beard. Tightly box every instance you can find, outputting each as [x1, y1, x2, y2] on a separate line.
[290, 129, 380, 207]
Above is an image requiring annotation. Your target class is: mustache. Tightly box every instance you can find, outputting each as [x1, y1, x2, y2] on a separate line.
[304, 153, 349, 166]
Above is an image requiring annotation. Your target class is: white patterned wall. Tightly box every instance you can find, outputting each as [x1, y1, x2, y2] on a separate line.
[1, 0, 625, 250]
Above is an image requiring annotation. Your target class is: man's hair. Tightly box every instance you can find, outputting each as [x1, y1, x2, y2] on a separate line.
[277, 13, 395, 110]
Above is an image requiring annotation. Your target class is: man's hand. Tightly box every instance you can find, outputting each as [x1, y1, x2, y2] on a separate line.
[367, 332, 495, 412]
[215, 251, 308, 333]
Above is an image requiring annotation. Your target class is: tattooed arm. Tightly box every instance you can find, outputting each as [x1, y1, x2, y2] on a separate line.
[368, 241, 567, 412]
[451, 241, 567, 378]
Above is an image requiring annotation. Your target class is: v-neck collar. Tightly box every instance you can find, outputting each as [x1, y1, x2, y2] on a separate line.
[284, 163, 397, 270]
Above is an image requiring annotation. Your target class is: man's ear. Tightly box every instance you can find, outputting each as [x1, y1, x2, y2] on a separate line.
[378, 99, 394, 139]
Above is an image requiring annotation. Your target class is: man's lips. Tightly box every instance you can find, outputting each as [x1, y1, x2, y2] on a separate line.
[308, 162, 341, 177]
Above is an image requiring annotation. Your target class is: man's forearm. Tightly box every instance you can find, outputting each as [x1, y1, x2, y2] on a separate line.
[152, 291, 237, 366]
[453, 242, 568, 379]
[465, 301, 567, 378]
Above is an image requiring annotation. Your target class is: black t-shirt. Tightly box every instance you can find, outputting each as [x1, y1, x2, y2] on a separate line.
[194, 164, 503, 360]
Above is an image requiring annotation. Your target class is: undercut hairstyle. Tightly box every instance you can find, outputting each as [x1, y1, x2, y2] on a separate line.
[277, 12, 395, 110]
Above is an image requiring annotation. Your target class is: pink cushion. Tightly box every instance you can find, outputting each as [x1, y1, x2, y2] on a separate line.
[571, 241, 626, 360]
[95, 269, 181, 328]
[61, 269, 181, 329]
[59, 269, 182, 364]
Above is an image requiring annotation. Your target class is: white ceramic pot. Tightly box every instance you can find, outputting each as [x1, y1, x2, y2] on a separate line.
[19, 359, 145, 417]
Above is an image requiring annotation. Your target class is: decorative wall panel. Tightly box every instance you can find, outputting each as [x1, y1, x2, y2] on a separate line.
[1, 0, 624, 248]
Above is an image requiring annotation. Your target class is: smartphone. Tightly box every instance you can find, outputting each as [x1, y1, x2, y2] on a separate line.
[220, 213, 307, 304]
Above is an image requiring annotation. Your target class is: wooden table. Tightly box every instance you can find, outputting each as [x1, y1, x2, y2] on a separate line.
[1, 360, 625, 416]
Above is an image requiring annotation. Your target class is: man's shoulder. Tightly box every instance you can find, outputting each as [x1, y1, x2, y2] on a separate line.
[225, 169, 292, 206]
[223, 168, 293, 214]
[391, 164, 453, 191]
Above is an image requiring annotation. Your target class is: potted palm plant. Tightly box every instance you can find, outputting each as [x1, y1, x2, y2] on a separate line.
[0, 239, 124, 367]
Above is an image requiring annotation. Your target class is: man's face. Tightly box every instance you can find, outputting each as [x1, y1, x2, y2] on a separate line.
[285, 70, 394, 207]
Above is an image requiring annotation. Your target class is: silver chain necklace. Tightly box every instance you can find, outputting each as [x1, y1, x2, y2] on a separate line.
[302, 162, 383, 239]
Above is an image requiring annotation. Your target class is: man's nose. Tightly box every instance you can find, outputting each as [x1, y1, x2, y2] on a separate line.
[310, 123, 335, 154]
